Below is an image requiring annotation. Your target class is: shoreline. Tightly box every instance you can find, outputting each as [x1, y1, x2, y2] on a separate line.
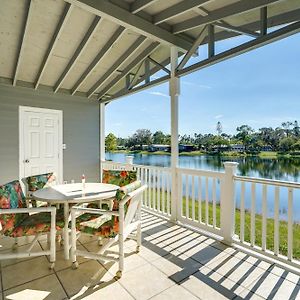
[108, 150, 300, 158]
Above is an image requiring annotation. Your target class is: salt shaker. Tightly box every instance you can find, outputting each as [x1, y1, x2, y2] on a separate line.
[82, 174, 86, 190]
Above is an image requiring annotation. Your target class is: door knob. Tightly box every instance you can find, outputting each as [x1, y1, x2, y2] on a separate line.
[24, 159, 30, 163]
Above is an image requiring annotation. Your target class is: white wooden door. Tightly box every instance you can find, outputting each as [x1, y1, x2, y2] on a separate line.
[20, 107, 63, 182]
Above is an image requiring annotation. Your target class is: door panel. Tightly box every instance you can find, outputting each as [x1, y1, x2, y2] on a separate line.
[22, 109, 61, 180]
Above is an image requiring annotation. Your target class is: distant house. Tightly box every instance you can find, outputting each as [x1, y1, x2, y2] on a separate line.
[148, 144, 171, 152]
[230, 144, 245, 152]
[179, 144, 195, 152]
[260, 145, 273, 152]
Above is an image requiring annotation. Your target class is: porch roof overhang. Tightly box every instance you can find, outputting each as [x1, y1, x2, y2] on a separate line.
[1, 0, 300, 103]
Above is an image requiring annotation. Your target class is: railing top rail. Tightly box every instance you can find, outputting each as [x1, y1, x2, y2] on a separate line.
[234, 175, 300, 189]
[177, 167, 225, 179]
[102, 160, 171, 172]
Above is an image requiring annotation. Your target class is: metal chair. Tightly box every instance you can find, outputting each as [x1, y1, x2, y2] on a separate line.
[0, 180, 58, 268]
[70, 181, 147, 278]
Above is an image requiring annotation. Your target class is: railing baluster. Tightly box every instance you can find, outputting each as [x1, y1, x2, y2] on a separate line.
[288, 188, 293, 261]
[274, 186, 279, 256]
[198, 177, 202, 223]
[157, 170, 161, 212]
[240, 182, 245, 243]
[212, 178, 216, 228]
[179, 173, 183, 217]
[251, 183, 256, 247]
[152, 168, 156, 210]
[185, 174, 189, 219]
[205, 177, 209, 225]
[167, 172, 170, 215]
[262, 184, 267, 251]
[148, 168, 152, 209]
[191, 175, 195, 221]
[162, 171, 165, 214]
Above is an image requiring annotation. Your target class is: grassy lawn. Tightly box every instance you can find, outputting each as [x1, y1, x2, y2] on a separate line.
[146, 191, 300, 260]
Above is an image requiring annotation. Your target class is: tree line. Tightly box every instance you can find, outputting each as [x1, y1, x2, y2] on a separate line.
[105, 121, 300, 153]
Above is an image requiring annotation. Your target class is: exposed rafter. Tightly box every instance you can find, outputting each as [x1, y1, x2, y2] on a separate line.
[147, 57, 170, 75]
[87, 36, 147, 98]
[71, 26, 125, 95]
[54, 16, 101, 93]
[34, 3, 73, 89]
[13, 0, 33, 86]
[177, 26, 207, 71]
[130, 0, 158, 14]
[177, 20, 300, 77]
[172, 0, 281, 34]
[65, 0, 192, 51]
[97, 42, 160, 100]
[154, 0, 211, 25]
[260, 7, 268, 36]
[214, 22, 260, 38]
[128, 61, 144, 89]
[101, 74, 170, 104]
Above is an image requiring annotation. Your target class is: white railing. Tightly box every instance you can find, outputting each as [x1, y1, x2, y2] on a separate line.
[234, 175, 300, 267]
[177, 167, 224, 235]
[102, 160, 300, 267]
[102, 161, 172, 218]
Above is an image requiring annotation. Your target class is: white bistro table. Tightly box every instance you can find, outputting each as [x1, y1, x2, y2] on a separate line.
[33, 183, 119, 260]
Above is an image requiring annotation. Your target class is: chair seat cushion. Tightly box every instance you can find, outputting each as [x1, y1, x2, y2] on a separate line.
[5, 209, 65, 238]
[76, 213, 119, 238]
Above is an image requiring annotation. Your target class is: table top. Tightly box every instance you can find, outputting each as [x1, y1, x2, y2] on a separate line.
[32, 182, 119, 204]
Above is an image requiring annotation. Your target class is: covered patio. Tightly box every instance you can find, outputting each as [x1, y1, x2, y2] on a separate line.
[2, 212, 300, 300]
[1, 0, 300, 299]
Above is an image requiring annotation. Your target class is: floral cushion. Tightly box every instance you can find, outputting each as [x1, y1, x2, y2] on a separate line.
[25, 173, 56, 192]
[9, 209, 65, 238]
[102, 170, 137, 187]
[0, 180, 28, 236]
[77, 181, 142, 237]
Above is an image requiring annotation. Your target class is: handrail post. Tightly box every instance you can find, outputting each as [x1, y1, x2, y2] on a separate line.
[170, 46, 180, 221]
[100, 103, 105, 182]
[221, 162, 238, 244]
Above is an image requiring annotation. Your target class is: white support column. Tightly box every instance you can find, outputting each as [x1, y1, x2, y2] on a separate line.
[100, 103, 106, 181]
[221, 162, 238, 244]
[170, 47, 180, 221]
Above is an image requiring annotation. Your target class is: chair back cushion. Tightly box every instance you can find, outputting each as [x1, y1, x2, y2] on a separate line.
[0, 180, 27, 236]
[102, 170, 137, 187]
[77, 181, 142, 238]
[25, 172, 56, 192]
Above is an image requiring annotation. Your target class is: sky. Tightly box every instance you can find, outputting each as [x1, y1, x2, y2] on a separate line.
[105, 32, 300, 138]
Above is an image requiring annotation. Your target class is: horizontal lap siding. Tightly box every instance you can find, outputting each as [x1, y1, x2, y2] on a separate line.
[0, 84, 100, 184]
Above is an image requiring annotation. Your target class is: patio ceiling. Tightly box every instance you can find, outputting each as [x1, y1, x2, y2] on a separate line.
[0, 0, 300, 102]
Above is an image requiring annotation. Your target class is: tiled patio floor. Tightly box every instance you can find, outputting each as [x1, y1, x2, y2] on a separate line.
[1, 211, 300, 300]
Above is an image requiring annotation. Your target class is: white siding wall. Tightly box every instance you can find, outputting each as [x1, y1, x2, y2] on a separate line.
[0, 84, 100, 184]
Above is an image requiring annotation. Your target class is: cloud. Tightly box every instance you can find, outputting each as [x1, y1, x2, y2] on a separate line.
[214, 114, 223, 119]
[112, 122, 122, 127]
[182, 80, 212, 89]
[148, 91, 169, 98]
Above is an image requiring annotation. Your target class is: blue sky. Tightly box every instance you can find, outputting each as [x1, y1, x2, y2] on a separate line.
[105, 33, 300, 138]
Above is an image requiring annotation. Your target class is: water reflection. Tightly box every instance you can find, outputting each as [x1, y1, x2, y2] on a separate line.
[106, 152, 300, 221]
[106, 152, 300, 182]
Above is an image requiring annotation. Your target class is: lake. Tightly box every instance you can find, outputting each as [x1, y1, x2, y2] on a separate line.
[105, 152, 300, 221]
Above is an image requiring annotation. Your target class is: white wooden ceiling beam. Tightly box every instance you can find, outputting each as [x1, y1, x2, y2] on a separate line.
[87, 36, 147, 98]
[71, 25, 125, 95]
[130, 0, 158, 14]
[97, 42, 160, 100]
[154, 0, 211, 25]
[65, 0, 192, 51]
[34, 2, 73, 89]
[13, 0, 33, 86]
[54, 16, 101, 93]
[177, 26, 207, 71]
[173, 0, 281, 34]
